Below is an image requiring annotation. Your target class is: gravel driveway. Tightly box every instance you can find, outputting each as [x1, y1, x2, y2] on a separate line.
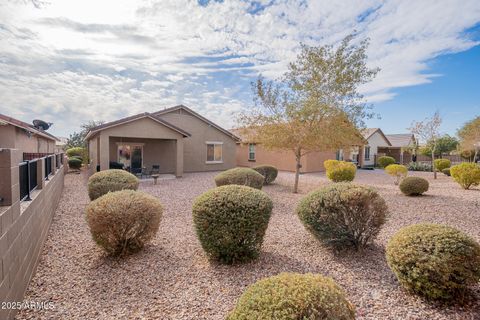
[16, 169, 480, 320]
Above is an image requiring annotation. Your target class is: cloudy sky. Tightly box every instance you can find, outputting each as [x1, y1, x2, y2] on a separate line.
[0, 0, 479, 137]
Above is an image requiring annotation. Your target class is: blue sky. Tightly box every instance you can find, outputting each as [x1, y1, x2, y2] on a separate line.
[0, 0, 479, 138]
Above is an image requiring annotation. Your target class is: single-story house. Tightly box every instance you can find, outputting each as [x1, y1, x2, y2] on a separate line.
[85, 105, 240, 177]
[233, 128, 366, 173]
[379, 134, 416, 164]
[358, 128, 392, 167]
[0, 113, 58, 155]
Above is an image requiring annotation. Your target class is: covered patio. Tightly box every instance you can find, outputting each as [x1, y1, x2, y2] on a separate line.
[86, 114, 190, 177]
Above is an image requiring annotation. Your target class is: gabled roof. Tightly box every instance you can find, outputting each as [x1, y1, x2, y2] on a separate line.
[385, 134, 416, 148]
[85, 112, 191, 140]
[362, 128, 392, 146]
[0, 113, 59, 141]
[153, 105, 240, 141]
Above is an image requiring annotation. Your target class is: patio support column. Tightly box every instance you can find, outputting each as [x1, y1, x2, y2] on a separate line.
[175, 138, 184, 177]
[358, 145, 365, 168]
[99, 134, 110, 171]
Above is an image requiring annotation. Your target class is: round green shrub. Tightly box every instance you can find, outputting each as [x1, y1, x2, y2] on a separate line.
[386, 224, 480, 300]
[88, 169, 139, 200]
[68, 158, 82, 170]
[227, 273, 355, 320]
[378, 156, 396, 168]
[385, 164, 408, 185]
[296, 183, 388, 250]
[86, 190, 163, 256]
[252, 165, 278, 185]
[66, 147, 86, 157]
[450, 162, 480, 189]
[399, 176, 429, 196]
[326, 161, 356, 182]
[192, 185, 273, 264]
[434, 159, 451, 172]
[70, 155, 83, 162]
[442, 168, 451, 176]
[214, 167, 264, 190]
[324, 159, 341, 171]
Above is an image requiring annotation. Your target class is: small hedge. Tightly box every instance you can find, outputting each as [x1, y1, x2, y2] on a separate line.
[86, 190, 163, 256]
[66, 147, 85, 157]
[434, 159, 451, 172]
[324, 159, 341, 171]
[252, 165, 278, 185]
[87, 169, 139, 200]
[378, 156, 396, 168]
[450, 163, 480, 189]
[192, 185, 273, 264]
[227, 273, 355, 320]
[214, 167, 264, 190]
[385, 164, 408, 185]
[68, 158, 82, 170]
[386, 224, 480, 300]
[442, 168, 451, 176]
[326, 161, 356, 182]
[297, 183, 388, 250]
[399, 176, 429, 196]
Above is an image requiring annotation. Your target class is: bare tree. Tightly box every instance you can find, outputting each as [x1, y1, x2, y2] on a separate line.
[409, 111, 442, 179]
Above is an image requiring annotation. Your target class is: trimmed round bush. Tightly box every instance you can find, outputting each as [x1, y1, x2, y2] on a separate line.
[192, 185, 273, 264]
[68, 158, 82, 170]
[88, 169, 139, 200]
[378, 156, 396, 168]
[450, 162, 480, 189]
[385, 164, 408, 185]
[326, 161, 356, 182]
[324, 159, 341, 171]
[252, 165, 278, 185]
[399, 176, 429, 196]
[386, 224, 480, 300]
[434, 159, 451, 172]
[66, 147, 86, 157]
[86, 190, 163, 256]
[214, 167, 264, 190]
[296, 183, 388, 250]
[442, 168, 451, 176]
[227, 273, 355, 320]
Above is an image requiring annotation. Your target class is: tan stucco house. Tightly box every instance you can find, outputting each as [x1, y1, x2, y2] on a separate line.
[85, 105, 240, 177]
[0, 113, 58, 154]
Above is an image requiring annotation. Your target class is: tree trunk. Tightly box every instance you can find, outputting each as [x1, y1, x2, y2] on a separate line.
[432, 144, 437, 179]
[293, 148, 302, 193]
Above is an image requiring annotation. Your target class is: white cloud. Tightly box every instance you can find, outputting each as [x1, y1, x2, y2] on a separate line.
[0, 0, 479, 136]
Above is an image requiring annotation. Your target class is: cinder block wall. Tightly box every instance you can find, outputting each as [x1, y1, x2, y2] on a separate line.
[0, 149, 65, 320]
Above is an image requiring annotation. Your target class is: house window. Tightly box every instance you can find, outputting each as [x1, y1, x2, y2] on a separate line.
[365, 146, 371, 160]
[336, 149, 344, 161]
[206, 142, 223, 163]
[248, 143, 255, 161]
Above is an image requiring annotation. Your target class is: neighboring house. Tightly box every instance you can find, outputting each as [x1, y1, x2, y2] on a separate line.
[360, 128, 392, 167]
[0, 113, 58, 154]
[55, 136, 68, 153]
[85, 105, 240, 176]
[379, 134, 416, 164]
[232, 128, 365, 172]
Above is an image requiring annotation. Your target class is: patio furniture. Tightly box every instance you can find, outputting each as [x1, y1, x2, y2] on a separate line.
[151, 174, 160, 185]
[132, 167, 148, 179]
[150, 164, 160, 175]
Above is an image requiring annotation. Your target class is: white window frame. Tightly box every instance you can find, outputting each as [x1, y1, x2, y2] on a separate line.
[248, 143, 256, 161]
[206, 141, 223, 164]
[364, 146, 371, 161]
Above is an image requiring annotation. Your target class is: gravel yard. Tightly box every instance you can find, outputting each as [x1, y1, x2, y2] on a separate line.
[17, 169, 480, 320]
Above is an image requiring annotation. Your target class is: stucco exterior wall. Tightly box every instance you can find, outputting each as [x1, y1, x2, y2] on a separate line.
[364, 131, 390, 166]
[0, 125, 55, 154]
[236, 144, 335, 173]
[157, 110, 237, 172]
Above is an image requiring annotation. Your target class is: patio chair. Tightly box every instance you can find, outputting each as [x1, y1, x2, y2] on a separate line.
[131, 167, 148, 179]
[150, 164, 160, 175]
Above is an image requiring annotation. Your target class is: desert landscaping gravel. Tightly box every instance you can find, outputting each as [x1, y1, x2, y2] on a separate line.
[16, 169, 480, 320]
